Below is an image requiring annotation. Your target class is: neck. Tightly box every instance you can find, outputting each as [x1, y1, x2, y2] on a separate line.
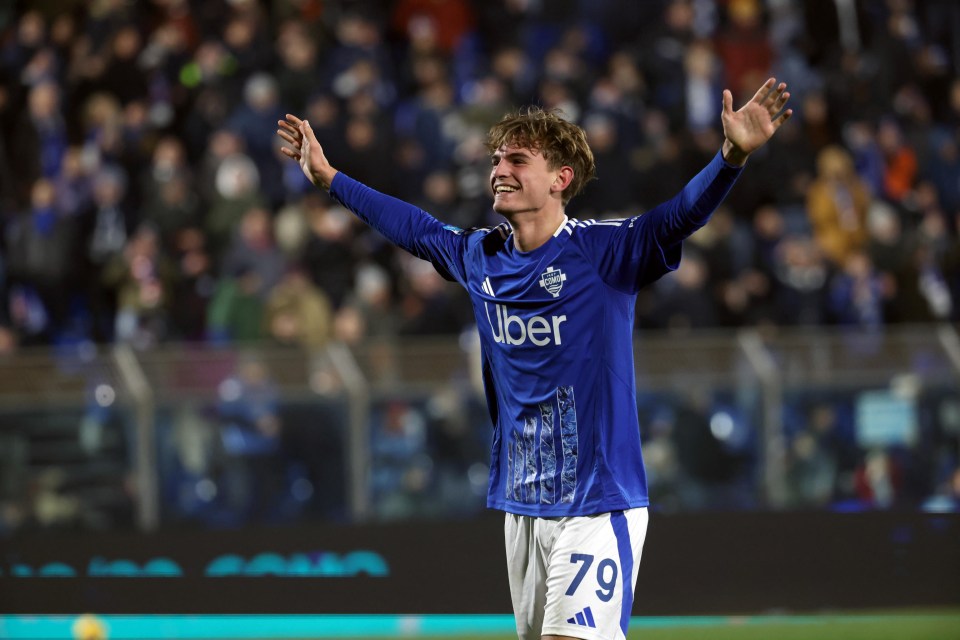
[506, 209, 567, 252]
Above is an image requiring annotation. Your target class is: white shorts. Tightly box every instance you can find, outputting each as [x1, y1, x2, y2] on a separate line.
[504, 508, 648, 640]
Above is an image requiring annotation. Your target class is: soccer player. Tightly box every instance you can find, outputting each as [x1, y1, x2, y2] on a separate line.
[278, 78, 792, 640]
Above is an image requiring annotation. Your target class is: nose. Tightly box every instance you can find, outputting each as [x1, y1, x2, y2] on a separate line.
[492, 161, 509, 182]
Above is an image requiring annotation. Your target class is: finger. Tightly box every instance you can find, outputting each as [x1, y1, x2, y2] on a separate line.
[278, 119, 301, 137]
[277, 123, 301, 142]
[279, 146, 301, 160]
[722, 89, 733, 116]
[772, 90, 790, 113]
[763, 82, 787, 109]
[276, 129, 300, 148]
[285, 113, 304, 127]
[772, 108, 793, 130]
[750, 77, 777, 104]
[301, 119, 317, 142]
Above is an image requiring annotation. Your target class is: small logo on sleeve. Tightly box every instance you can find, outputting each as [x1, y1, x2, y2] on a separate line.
[539, 266, 567, 298]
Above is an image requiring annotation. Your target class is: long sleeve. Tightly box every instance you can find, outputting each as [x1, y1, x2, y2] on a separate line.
[578, 150, 744, 293]
[644, 150, 744, 246]
[329, 172, 469, 284]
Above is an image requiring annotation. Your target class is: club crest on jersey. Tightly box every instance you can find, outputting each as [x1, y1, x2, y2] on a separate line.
[539, 266, 567, 298]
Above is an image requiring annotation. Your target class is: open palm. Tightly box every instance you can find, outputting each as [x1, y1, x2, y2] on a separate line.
[721, 78, 792, 165]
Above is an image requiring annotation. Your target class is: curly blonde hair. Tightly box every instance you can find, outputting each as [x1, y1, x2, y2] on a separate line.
[485, 107, 596, 205]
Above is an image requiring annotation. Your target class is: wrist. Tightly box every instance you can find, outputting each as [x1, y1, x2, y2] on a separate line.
[316, 166, 338, 191]
[722, 140, 748, 167]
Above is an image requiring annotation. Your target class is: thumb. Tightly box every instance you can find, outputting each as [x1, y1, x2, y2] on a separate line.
[722, 89, 733, 116]
[299, 119, 311, 140]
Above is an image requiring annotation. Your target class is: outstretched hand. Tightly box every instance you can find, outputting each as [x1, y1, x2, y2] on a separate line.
[721, 78, 792, 166]
[277, 114, 337, 190]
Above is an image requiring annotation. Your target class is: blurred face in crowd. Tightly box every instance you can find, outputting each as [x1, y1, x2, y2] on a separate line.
[30, 179, 56, 209]
[28, 81, 59, 120]
[112, 26, 141, 60]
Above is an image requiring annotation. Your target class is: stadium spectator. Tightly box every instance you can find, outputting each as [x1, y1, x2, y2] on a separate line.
[53, 146, 94, 219]
[141, 172, 200, 254]
[100, 25, 148, 107]
[339, 262, 398, 344]
[926, 132, 960, 216]
[85, 164, 133, 339]
[220, 205, 288, 300]
[807, 145, 872, 268]
[207, 263, 266, 345]
[371, 398, 433, 520]
[4, 178, 79, 344]
[923, 467, 960, 513]
[650, 250, 719, 332]
[770, 234, 829, 326]
[574, 113, 636, 217]
[274, 21, 321, 117]
[263, 269, 334, 350]
[9, 80, 67, 207]
[638, 0, 695, 130]
[715, 0, 772, 100]
[204, 148, 264, 261]
[828, 251, 887, 328]
[221, 9, 272, 84]
[226, 73, 286, 207]
[854, 448, 904, 509]
[101, 224, 176, 348]
[167, 226, 215, 342]
[141, 136, 192, 206]
[300, 198, 357, 309]
[878, 118, 918, 203]
[894, 232, 955, 323]
[396, 255, 472, 337]
[391, 0, 476, 57]
[215, 355, 285, 523]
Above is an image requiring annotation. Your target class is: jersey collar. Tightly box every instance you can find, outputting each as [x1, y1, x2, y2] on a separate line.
[552, 214, 569, 238]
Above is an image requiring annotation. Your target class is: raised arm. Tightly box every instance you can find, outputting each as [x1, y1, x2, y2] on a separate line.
[649, 76, 795, 242]
[584, 78, 793, 292]
[276, 113, 470, 285]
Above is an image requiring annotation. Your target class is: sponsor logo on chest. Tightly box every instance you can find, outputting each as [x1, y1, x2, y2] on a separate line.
[481, 277, 566, 346]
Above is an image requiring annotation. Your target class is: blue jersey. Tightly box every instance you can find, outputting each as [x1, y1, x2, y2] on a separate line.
[330, 151, 743, 517]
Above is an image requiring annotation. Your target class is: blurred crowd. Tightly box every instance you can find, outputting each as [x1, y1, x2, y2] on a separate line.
[0, 0, 958, 352]
[1, 0, 960, 528]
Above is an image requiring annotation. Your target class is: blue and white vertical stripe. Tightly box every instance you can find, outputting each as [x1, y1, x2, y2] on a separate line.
[611, 510, 634, 638]
[505, 386, 578, 505]
[538, 399, 556, 504]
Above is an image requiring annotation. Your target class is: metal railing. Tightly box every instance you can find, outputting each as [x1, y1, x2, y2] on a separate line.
[0, 324, 957, 531]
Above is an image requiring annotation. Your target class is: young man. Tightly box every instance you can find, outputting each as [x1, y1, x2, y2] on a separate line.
[278, 78, 791, 640]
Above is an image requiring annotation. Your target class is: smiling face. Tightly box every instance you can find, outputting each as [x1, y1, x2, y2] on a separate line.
[490, 143, 565, 216]
[485, 107, 596, 215]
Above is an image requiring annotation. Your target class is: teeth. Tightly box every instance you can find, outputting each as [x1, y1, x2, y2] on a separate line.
[495, 185, 517, 193]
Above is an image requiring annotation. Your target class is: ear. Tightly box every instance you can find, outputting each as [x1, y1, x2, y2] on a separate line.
[551, 166, 575, 196]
